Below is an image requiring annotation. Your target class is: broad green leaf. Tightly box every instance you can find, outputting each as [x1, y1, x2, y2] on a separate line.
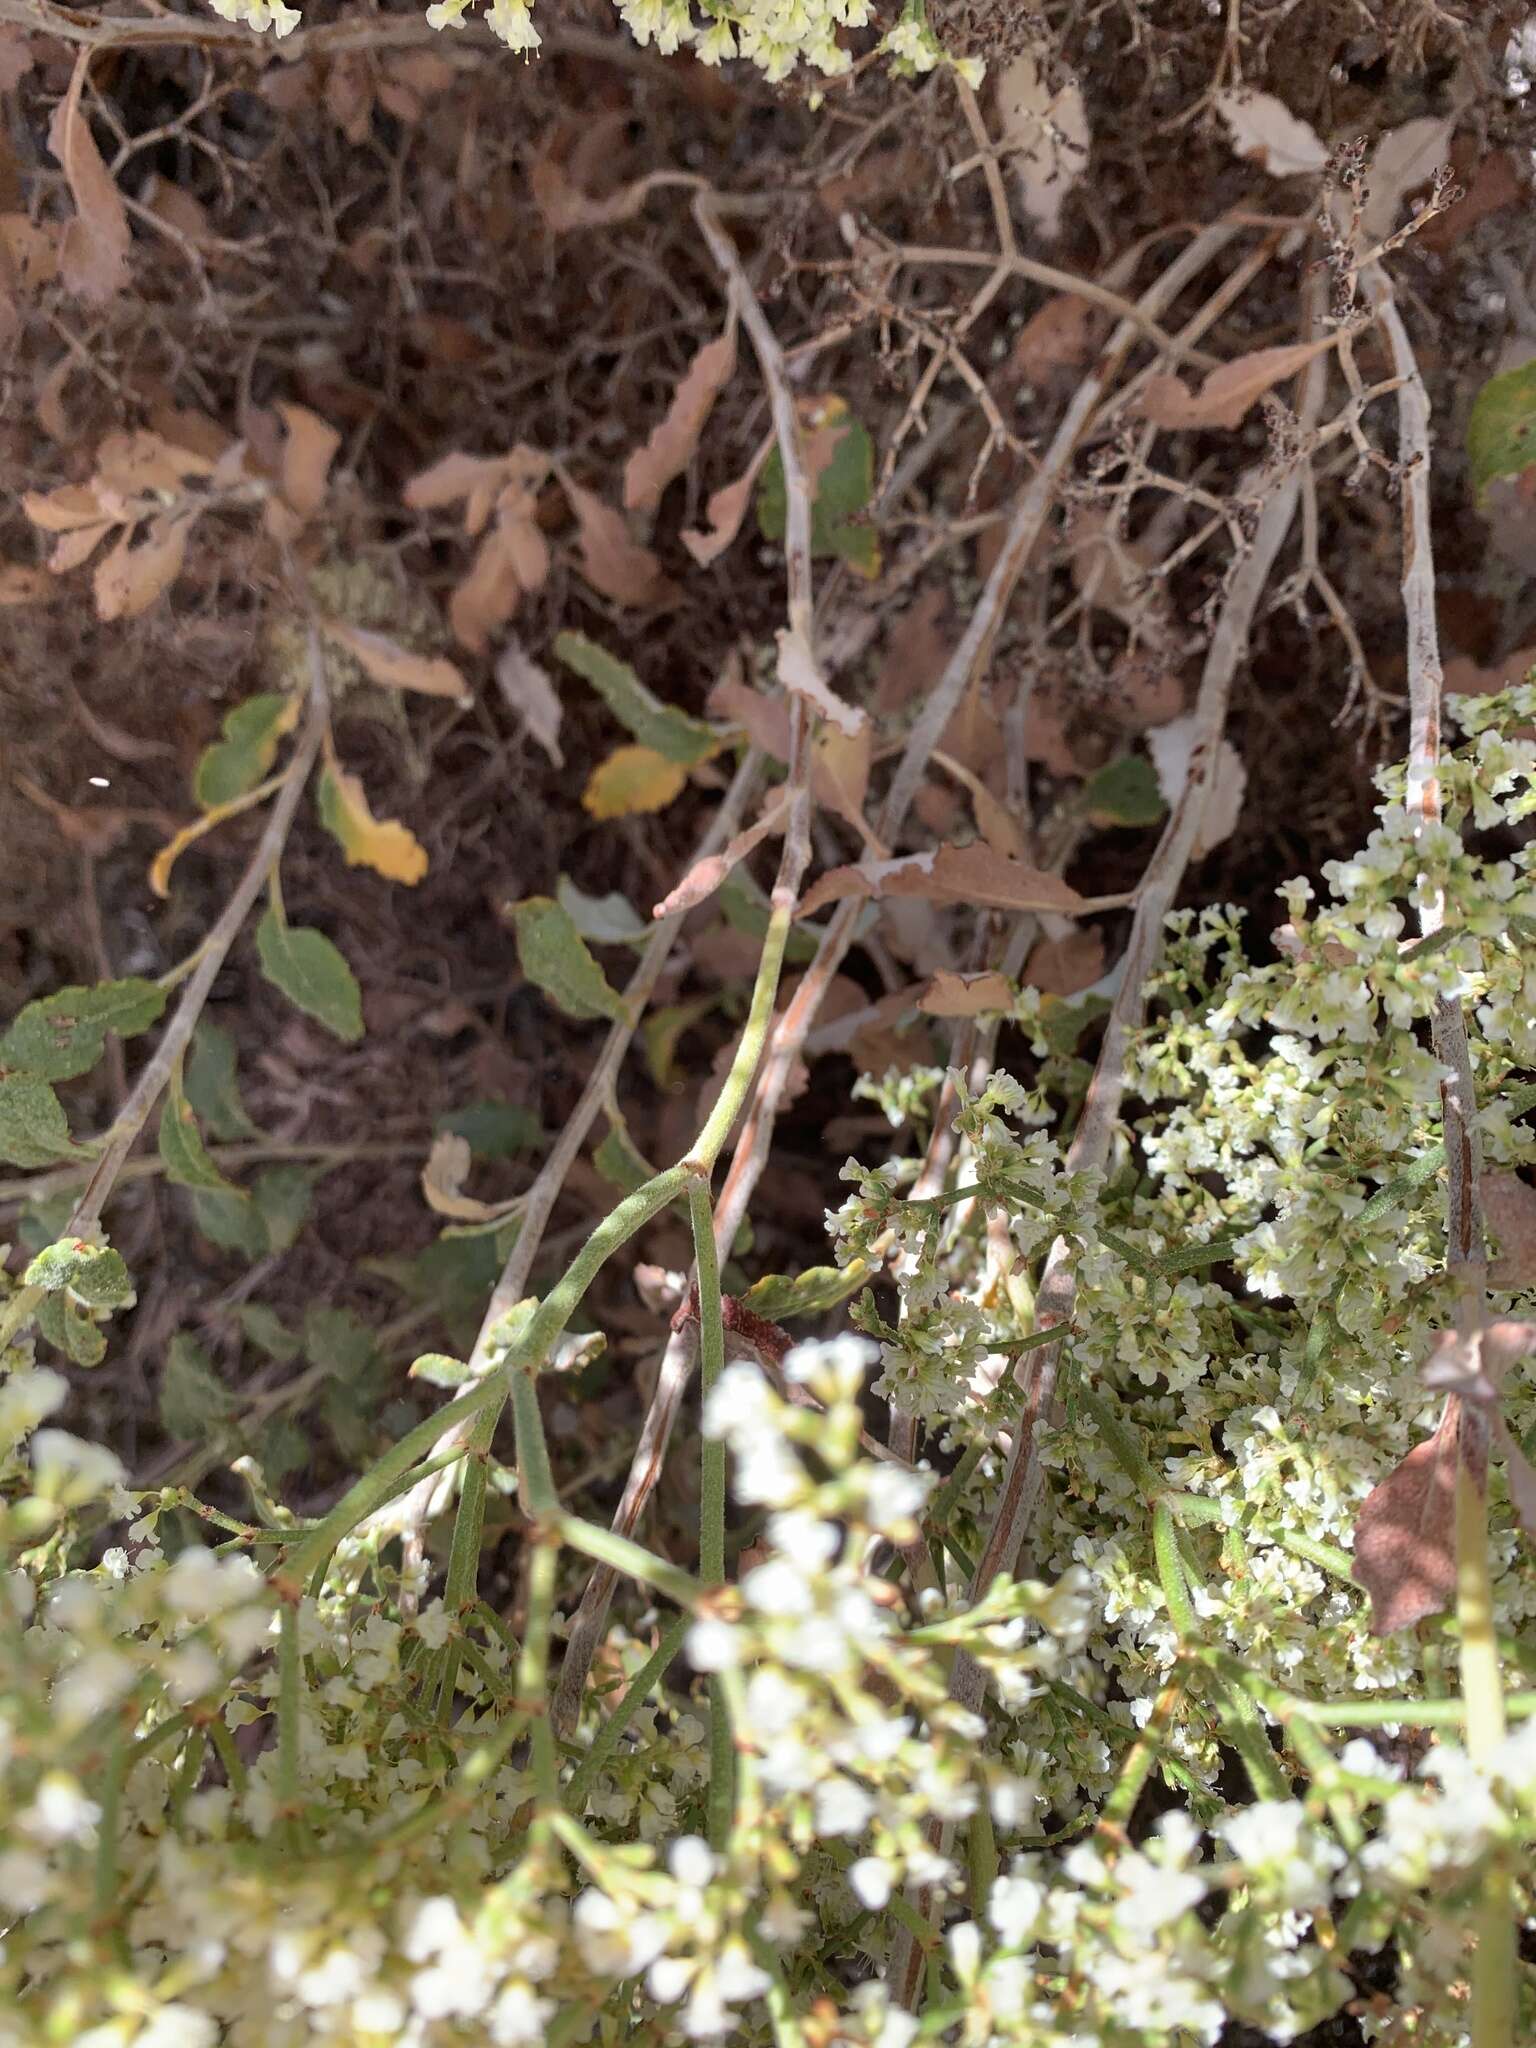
[1, 979, 166, 1083]
[257, 1415, 310, 1486]
[316, 763, 429, 886]
[184, 1020, 257, 1140]
[1467, 356, 1536, 498]
[512, 897, 627, 1023]
[642, 997, 716, 1094]
[409, 1350, 473, 1388]
[237, 1303, 299, 1362]
[557, 875, 649, 945]
[187, 1188, 266, 1259]
[159, 1334, 239, 1443]
[434, 1100, 540, 1159]
[303, 1305, 378, 1382]
[758, 400, 879, 575]
[742, 1258, 871, 1322]
[718, 870, 820, 963]
[1039, 992, 1111, 1057]
[0, 1076, 73, 1168]
[594, 1113, 655, 1196]
[193, 692, 300, 809]
[255, 906, 364, 1043]
[554, 632, 717, 765]
[583, 745, 688, 821]
[37, 1292, 106, 1367]
[17, 1191, 75, 1255]
[252, 1165, 314, 1252]
[159, 1075, 245, 1195]
[24, 1237, 133, 1307]
[1084, 754, 1166, 828]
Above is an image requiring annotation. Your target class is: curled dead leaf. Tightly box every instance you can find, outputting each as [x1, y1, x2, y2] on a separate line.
[422, 1131, 521, 1223]
[319, 618, 470, 704]
[776, 626, 865, 739]
[561, 474, 670, 608]
[919, 970, 1015, 1018]
[799, 842, 1094, 920]
[1139, 339, 1335, 431]
[624, 321, 738, 515]
[652, 797, 788, 921]
[1213, 89, 1327, 179]
[47, 52, 131, 303]
[93, 511, 196, 622]
[682, 434, 774, 567]
[1353, 1400, 1466, 1635]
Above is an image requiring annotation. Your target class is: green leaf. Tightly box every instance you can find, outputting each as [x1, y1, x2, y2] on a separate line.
[255, 906, 364, 1043]
[1084, 754, 1166, 828]
[237, 1303, 299, 1363]
[0, 1076, 73, 1168]
[556, 875, 649, 945]
[1, 979, 167, 1084]
[512, 898, 627, 1024]
[1468, 356, 1536, 498]
[24, 1237, 134, 1307]
[186, 1188, 267, 1258]
[37, 1291, 106, 1367]
[159, 1075, 244, 1196]
[1039, 993, 1111, 1057]
[253, 1166, 314, 1252]
[256, 1415, 310, 1486]
[642, 997, 716, 1094]
[434, 1101, 540, 1160]
[718, 871, 820, 964]
[594, 1113, 655, 1197]
[17, 1191, 75, 1255]
[193, 692, 299, 809]
[742, 1258, 871, 1321]
[159, 1334, 239, 1443]
[409, 1350, 473, 1388]
[758, 404, 879, 575]
[184, 1021, 257, 1140]
[303, 1305, 378, 1382]
[554, 632, 717, 766]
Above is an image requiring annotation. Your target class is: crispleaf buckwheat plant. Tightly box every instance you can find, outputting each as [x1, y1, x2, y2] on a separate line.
[5, 639, 1536, 2046]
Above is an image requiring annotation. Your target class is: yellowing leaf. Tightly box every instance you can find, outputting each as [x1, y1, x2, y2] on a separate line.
[150, 781, 281, 899]
[583, 744, 687, 820]
[318, 617, 470, 703]
[316, 760, 428, 886]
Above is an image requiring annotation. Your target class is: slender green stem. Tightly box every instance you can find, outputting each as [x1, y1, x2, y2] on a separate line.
[512, 1370, 558, 1520]
[1098, 1677, 1184, 1837]
[207, 1715, 248, 1795]
[687, 905, 791, 1172]
[565, 1614, 691, 1813]
[688, 1176, 735, 1852]
[1152, 1501, 1197, 1639]
[520, 1537, 561, 1809]
[433, 1412, 495, 1720]
[1456, 1457, 1513, 2048]
[92, 1720, 127, 1926]
[277, 1600, 302, 1840]
[552, 1511, 705, 1610]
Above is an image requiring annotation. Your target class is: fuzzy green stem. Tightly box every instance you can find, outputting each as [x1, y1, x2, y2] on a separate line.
[1152, 1501, 1197, 1640]
[433, 1413, 495, 1721]
[1457, 1458, 1513, 2048]
[552, 1510, 705, 1609]
[688, 1175, 735, 1851]
[686, 902, 791, 1172]
[277, 1599, 302, 1842]
[519, 1536, 561, 1809]
[564, 1613, 691, 1813]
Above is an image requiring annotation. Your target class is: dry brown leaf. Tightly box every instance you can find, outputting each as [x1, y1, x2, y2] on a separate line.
[933, 750, 1026, 861]
[0, 214, 59, 342]
[1005, 292, 1102, 385]
[275, 402, 341, 523]
[23, 482, 109, 534]
[813, 721, 873, 837]
[624, 321, 738, 514]
[49, 521, 115, 575]
[529, 153, 663, 234]
[1025, 927, 1106, 997]
[1444, 645, 1536, 696]
[0, 25, 35, 91]
[422, 1132, 520, 1223]
[0, 565, 59, 606]
[450, 528, 524, 654]
[95, 428, 213, 496]
[1213, 88, 1327, 178]
[320, 618, 470, 703]
[1481, 1171, 1536, 1288]
[708, 670, 794, 760]
[47, 53, 131, 303]
[994, 49, 1090, 239]
[776, 626, 865, 739]
[799, 842, 1091, 920]
[1361, 115, 1453, 242]
[141, 174, 215, 249]
[874, 587, 949, 715]
[919, 970, 1015, 1018]
[652, 798, 788, 920]
[494, 636, 563, 768]
[562, 475, 669, 607]
[1353, 1400, 1465, 1635]
[1140, 339, 1334, 431]
[376, 50, 455, 124]
[682, 436, 773, 567]
[1420, 145, 1522, 253]
[404, 450, 515, 531]
[92, 511, 195, 622]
